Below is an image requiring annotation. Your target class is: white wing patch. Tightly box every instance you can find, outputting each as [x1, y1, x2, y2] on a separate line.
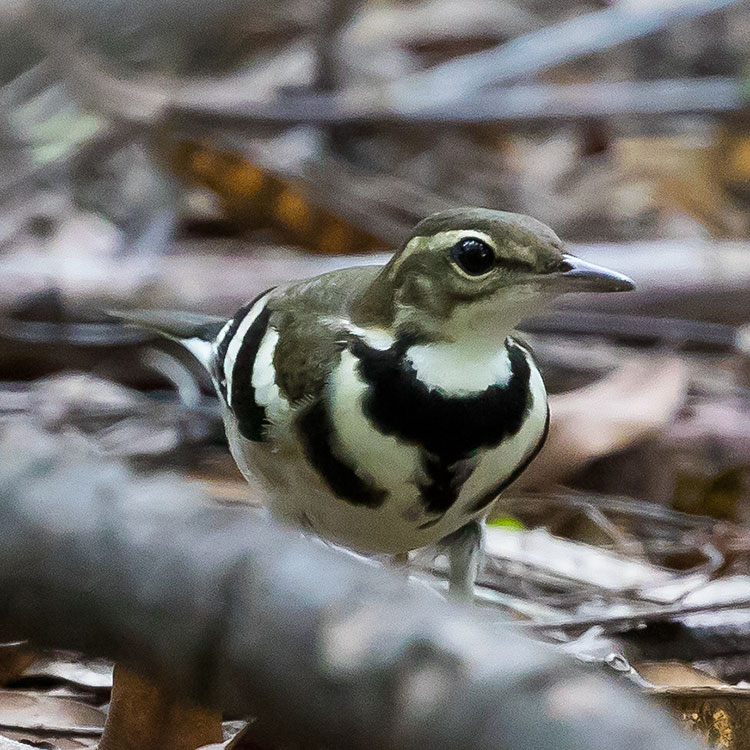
[252, 327, 289, 420]
[405, 340, 513, 395]
[222, 293, 272, 406]
[213, 317, 233, 353]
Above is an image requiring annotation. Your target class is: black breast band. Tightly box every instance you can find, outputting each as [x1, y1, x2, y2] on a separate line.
[352, 337, 533, 516]
[352, 337, 532, 461]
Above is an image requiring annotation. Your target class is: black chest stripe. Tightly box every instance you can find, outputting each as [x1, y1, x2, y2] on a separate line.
[213, 287, 275, 403]
[470, 405, 550, 514]
[417, 453, 477, 517]
[352, 338, 532, 462]
[231, 303, 273, 442]
[297, 400, 387, 508]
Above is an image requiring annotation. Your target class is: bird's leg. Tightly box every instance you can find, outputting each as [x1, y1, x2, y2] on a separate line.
[390, 551, 410, 579]
[444, 520, 483, 603]
[392, 551, 410, 566]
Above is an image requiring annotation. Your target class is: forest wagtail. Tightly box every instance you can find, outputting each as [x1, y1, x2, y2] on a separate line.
[115, 207, 634, 599]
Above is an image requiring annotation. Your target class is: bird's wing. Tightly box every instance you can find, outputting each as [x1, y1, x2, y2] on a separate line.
[109, 264, 383, 406]
[204, 266, 381, 444]
[267, 265, 382, 404]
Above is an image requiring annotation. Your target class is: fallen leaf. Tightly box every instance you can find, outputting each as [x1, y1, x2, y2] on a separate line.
[636, 661, 727, 688]
[0, 732, 38, 749]
[98, 666, 222, 750]
[0, 690, 105, 735]
[655, 686, 750, 750]
[22, 654, 113, 691]
[0, 646, 35, 688]
[513, 357, 687, 490]
[483, 526, 705, 597]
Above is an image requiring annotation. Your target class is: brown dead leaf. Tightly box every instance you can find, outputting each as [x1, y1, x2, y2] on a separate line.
[513, 357, 687, 491]
[655, 686, 750, 750]
[636, 661, 727, 688]
[98, 665, 222, 750]
[0, 646, 35, 688]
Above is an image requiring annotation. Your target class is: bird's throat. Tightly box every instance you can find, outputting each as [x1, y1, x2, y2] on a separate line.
[440, 287, 545, 349]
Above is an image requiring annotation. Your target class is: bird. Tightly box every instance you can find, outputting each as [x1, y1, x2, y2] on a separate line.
[114, 207, 634, 600]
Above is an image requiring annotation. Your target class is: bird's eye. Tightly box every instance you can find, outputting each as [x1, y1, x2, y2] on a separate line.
[450, 237, 495, 276]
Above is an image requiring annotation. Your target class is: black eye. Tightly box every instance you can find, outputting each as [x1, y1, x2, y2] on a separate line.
[450, 237, 495, 276]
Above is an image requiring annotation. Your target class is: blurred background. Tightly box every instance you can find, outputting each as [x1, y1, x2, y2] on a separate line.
[2, 0, 749, 513]
[3, 0, 750, 746]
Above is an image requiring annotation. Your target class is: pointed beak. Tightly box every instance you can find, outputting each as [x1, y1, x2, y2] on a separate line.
[549, 254, 635, 293]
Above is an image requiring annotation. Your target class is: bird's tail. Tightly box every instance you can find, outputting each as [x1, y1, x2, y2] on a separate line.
[108, 309, 226, 370]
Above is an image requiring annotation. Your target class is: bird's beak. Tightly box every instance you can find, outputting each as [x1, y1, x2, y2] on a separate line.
[547, 254, 635, 293]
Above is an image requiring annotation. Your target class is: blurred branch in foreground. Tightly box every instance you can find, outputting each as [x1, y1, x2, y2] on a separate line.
[0, 423, 697, 750]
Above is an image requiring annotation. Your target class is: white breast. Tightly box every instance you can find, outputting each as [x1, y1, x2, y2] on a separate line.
[405, 340, 513, 395]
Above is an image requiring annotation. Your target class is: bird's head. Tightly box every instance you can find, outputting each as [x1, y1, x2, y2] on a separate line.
[355, 207, 634, 345]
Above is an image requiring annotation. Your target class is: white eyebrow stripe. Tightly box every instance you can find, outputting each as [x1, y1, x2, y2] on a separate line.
[431, 229, 496, 247]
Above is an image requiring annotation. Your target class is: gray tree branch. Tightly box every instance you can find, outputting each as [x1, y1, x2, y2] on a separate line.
[0, 423, 697, 750]
[0, 426, 700, 750]
[19, 8, 746, 131]
[387, 0, 744, 107]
